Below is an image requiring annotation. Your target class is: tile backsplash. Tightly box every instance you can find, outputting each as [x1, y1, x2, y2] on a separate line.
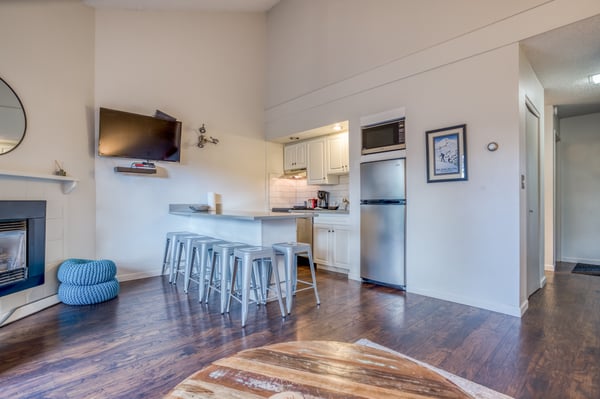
[269, 174, 349, 208]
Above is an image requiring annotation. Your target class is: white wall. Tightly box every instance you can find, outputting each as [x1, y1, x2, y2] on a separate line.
[0, 1, 96, 325]
[264, 0, 600, 316]
[265, 0, 600, 138]
[404, 45, 521, 316]
[266, 0, 549, 109]
[558, 112, 600, 265]
[94, 9, 268, 280]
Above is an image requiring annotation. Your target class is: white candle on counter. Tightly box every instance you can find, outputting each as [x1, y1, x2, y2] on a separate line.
[207, 192, 216, 210]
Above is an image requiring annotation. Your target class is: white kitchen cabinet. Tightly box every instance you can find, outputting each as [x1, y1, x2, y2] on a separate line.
[326, 132, 349, 174]
[307, 138, 339, 185]
[313, 221, 350, 271]
[284, 142, 307, 171]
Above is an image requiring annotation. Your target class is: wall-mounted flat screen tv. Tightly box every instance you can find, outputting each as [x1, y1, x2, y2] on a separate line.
[98, 107, 182, 162]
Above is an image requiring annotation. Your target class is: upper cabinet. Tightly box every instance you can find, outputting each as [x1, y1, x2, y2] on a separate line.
[326, 132, 349, 175]
[281, 122, 349, 185]
[307, 138, 339, 185]
[284, 142, 307, 171]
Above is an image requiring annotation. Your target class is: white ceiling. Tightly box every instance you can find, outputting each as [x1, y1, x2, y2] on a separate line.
[521, 14, 600, 118]
[82, 0, 281, 12]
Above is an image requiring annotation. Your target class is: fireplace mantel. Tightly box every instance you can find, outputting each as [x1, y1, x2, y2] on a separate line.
[0, 169, 78, 194]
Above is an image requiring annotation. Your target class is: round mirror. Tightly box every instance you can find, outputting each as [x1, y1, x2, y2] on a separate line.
[0, 77, 26, 155]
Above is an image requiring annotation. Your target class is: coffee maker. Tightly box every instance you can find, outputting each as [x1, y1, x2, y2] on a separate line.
[317, 190, 329, 208]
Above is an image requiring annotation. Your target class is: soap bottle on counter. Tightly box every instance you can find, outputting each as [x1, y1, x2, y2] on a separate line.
[342, 197, 349, 211]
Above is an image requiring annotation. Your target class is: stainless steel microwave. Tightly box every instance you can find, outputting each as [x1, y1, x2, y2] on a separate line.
[361, 118, 405, 155]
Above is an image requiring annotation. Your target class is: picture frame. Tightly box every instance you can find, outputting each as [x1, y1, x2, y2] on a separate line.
[426, 124, 467, 183]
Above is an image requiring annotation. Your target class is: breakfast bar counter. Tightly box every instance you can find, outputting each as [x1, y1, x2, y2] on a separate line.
[169, 204, 316, 245]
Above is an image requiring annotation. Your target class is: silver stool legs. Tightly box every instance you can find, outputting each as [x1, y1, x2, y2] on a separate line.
[227, 246, 285, 327]
[205, 242, 249, 314]
[189, 238, 225, 301]
[162, 231, 192, 276]
[273, 242, 320, 314]
[172, 233, 205, 286]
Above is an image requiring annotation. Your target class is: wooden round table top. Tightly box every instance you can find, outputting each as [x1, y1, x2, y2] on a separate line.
[165, 340, 474, 399]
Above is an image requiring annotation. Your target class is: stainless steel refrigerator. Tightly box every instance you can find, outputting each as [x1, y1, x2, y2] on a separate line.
[360, 158, 406, 289]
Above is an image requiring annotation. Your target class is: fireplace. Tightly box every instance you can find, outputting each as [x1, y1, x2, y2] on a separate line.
[0, 201, 46, 297]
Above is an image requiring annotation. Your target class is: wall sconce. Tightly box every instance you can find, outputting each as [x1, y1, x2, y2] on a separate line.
[196, 124, 219, 148]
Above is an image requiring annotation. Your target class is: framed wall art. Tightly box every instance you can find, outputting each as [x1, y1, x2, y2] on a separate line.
[426, 124, 467, 183]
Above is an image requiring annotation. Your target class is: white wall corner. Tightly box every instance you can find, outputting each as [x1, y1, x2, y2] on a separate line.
[544, 263, 555, 271]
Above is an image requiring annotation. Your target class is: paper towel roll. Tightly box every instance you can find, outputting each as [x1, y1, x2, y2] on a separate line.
[207, 192, 216, 210]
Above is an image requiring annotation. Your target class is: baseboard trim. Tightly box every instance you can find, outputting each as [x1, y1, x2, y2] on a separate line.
[520, 300, 529, 316]
[544, 263, 555, 271]
[560, 256, 600, 265]
[1, 294, 60, 327]
[407, 286, 522, 317]
[117, 271, 159, 282]
[316, 264, 349, 276]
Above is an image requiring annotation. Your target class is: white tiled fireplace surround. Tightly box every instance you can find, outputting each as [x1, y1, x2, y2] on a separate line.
[0, 178, 66, 326]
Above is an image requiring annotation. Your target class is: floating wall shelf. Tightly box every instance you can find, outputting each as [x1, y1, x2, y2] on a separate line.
[0, 169, 78, 194]
[114, 166, 157, 174]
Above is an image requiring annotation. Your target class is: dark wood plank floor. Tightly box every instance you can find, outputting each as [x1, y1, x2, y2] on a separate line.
[1, 262, 598, 399]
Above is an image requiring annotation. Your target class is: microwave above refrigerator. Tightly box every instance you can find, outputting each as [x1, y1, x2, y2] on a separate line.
[361, 117, 405, 155]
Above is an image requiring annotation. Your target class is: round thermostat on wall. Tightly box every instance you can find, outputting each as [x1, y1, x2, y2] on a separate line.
[487, 142, 499, 152]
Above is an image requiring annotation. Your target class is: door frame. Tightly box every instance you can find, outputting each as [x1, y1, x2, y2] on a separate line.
[524, 97, 543, 297]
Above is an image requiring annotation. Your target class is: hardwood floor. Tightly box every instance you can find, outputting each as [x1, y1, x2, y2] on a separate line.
[1, 263, 598, 399]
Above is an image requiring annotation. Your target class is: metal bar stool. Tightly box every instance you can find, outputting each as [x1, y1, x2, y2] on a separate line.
[163, 231, 196, 281]
[272, 241, 320, 314]
[205, 242, 250, 314]
[172, 233, 207, 286]
[227, 246, 285, 327]
[189, 237, 225, 301]
[162, 231, 194, 277]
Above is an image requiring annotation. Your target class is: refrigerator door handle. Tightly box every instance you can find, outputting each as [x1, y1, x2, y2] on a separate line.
[360, 199, 406, 205]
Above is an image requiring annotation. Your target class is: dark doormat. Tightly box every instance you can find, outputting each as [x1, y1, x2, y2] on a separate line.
[572, 263, 600, 276]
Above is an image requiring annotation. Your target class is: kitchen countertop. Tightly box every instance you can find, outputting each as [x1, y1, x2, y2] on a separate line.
[290, 209, 349, 214]
[169, 204, 318, 221]
[272, 207, 349, 215]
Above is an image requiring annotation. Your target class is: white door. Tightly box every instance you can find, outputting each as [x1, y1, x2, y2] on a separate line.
[526, 102, 541, 297]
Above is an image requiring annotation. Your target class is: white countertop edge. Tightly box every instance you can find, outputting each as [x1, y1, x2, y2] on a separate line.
[289, 209, 349, 215]
[169, 210, 318, 221]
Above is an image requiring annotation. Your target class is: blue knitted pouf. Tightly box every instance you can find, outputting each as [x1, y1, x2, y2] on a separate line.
[58, 278, 120, 306]
[58, 258, 117, 286]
